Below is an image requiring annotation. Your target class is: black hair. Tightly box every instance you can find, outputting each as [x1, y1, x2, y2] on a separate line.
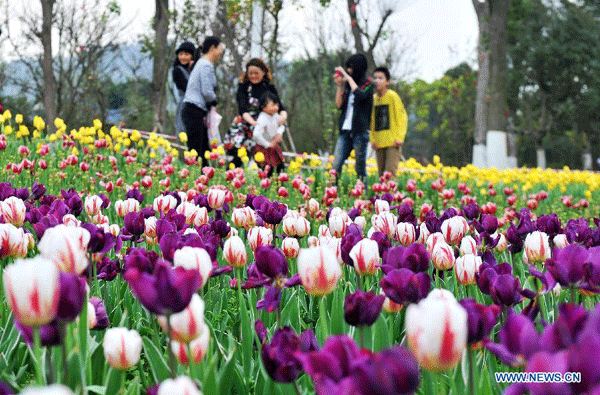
[173, 42, 196, 68]
[374, 66, 391, 81]
[345, 53, 368, 83]
[201, 36, 221, 54]
[259, 91, 279, 110]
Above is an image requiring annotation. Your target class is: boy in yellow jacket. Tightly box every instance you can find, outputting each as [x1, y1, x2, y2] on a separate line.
[370, 67, 408, 177]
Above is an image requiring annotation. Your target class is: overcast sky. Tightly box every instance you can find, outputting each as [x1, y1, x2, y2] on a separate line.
[3, 0, 479, 82]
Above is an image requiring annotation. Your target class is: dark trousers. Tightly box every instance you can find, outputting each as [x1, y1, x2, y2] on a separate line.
[181, 103, 209, 167]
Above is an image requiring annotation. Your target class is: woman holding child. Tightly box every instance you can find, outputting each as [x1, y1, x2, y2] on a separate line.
[224, 58, 288, 167]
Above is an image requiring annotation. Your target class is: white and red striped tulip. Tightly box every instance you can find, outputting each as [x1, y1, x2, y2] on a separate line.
[153, 195, 177, 214]
[431, 241, 456, 270]
[318, 224, 332, 239]
[494, 233, 508, 252]
[173, 247, 212, 289]
[38, 225, 90, 274]
[176, 202, 200, 225]
[553, 234, 568, 249]
[207, 188, 226, 209]
[406, 289, 467, 372]
[307, 198, 319, 214]
[459, 235, 478, 256]
[523, 231, 551, 264]
[297, 245, 342, 296]
[115, 198, 140, 217]
[247, 226, 273, 251]
[193, 207, 209, 227]
[3, 257, 60, 326]
[84, 195, 103, 217]
[372, 211, 397, 238]
[0, 223, 28, 258]
[395, 222, 416, 246]
[374, 199, 390, 214]
[0, 196, 26, 226]
[417, 223, 431, 244]
[354, 216, 366, 231]
[103, 327, 142, 370]
[426, 232, 445, 255]
[223, 235, 248, 268]
[281, 237, 300, 259]
[89, 212, 109, 226]
[328, 215, 347, 238]
[307, 236, 319, 247]
[349, 238, 380, 275]
[20, 384, 76, 395]
[62, 214, 81, 227]
[144, 216, 157, 238]
[158, 294, 206, 343]
[441, 216, 468, 245]
[158, 376, 201, 395]
[172, 322, 210, 365]
[454, 254, 482, 285]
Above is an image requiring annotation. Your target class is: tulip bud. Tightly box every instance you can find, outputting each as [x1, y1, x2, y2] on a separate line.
[158, 294, 206, 343]
[207, 188, 226, 209]
[406, 289, 467, 371]
[38, 225, 90, 274]
[431, 241, 456, 270]
[158, 376, 201, 395]
[223, 235, 248, 268]
[459, 236, 478, 255]
[84, 195, 103, 217]
[173, 247, 212, 289]
[553, 234, 568, 249]
[281, 237, 300, 259]
[172, 322, 210, 365]
[307, 236, 319, 247]
[247, 226, 273, 251]
[440, 216, 468, 245]
[0, 196, 26, 226]
[454, 254, 482, 285]
[20, 384, 76, 395]
[523, 231, 551, 264]
[307, 198, 319, 214]
[103, 327, 142, 370]
[297, 245, 342, 296]
[395, 222, 416, 246]
[4, 257, 60, 326]
[349, 239, 380, 275]
[144, 216, 157, 238]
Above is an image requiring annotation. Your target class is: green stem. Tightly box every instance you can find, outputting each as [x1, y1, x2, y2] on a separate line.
[570, 287, 576, 305]
[187, 342, 197, 380]
[468, 347, 475, 395]
[165, 314, 176, 379]
[33, 326, 45, 385]
[358, 326, 365, 349]
[435, 268, 441, 289]
[293, 380, 302, 395]
[356, 274, 362, 292]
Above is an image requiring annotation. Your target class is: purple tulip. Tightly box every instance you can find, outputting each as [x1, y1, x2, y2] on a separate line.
[379, 268, 431, 305]
[565, 218, 591, 245]
[57, 272, 87, 321]
[0, 382, 13, 395]
[396, 203, 416, 225]
[340, 233, 363, 266]
[458, 298, 501, 345]
[254, 245, 288, 279]
[257, 286, 282, 312]
[89, 297, 110, 329]
[210, 219, 231, 239]
[370, 232, 391, 257]
[424, 211, 441, 234]
[123, 248, 160, 274]
[241, 262, 272, 289]
[261, 327, 304, 382]
[485, 309, 540, 367]
[504, 351, 573, 395]
[539, 303, 588, 353]
[15, 319, 61, 347]
[527, 264, 557, 295]
[96, 257, 122, 281]
[546, 244, 589, 287]
[257, 200, 287, 225]
[351, 346, 420, 395]
[124, 211, 145, 236]
[461, 203, 480, 221]
[476, 262, 513, 295]
[61, 189, 83, 217]
[31, 182, 46, 201]
[146, 384, 159, 395]
[490, 274, 523, 306]
[567, 306, 600, 393]
[381, 244, 429, 274]
[159, 233, 183, 262]
[123, 260, 201, 314]
[83, 224, 118, 255]
[585, 246, 600, 287]
[126, 188, 145, 203]
[255, 319, 268, 343]
[344, 290, 385, 327]
[348, 208, 361, 220]
[481, 214, 498, 234]
[536, 214, 562, 239]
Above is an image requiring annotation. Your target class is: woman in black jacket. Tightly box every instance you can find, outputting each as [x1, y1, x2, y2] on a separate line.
[223, 58, 287, 167]
[172, 41, 195, 135]
[332, 53, 374, 184]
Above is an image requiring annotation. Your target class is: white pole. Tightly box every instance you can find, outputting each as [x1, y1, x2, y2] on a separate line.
[250, 1, 263, 58]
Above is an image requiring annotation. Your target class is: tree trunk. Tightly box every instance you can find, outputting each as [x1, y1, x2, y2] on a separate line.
[486, 0, 509, 132]
[473, 1, 489, 146]
[40, 0, 57, 128]
[347, 0, 364, 54]
[152, 0, 169, 133]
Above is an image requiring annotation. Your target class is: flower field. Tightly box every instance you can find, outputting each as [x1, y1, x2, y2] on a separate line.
[1, 109, 600, 394]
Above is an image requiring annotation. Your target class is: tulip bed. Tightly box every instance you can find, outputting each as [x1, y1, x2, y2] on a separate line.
[1, 111, 600, 394]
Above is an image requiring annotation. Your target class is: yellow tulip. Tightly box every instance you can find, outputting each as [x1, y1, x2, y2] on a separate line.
[15, 114, 23, 124]
[179, 132, 188, 143]
[254, 151, 265, 163]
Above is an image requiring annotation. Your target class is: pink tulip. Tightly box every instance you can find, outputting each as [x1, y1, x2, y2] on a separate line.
[158, 376, 201, 395]
[454, 254, 482, 285]
[38, 225, 90, 274]
[395, 222, 416, 246]
[523, 231, 551, 264]
[281, 237, 300, 259]
[173, 247, 212, 289]
[297, 246, 342, 296]
[172, 322, 210, 365]
[223, 235, 248, 268]
[406, 289, 467, 372]
[349, 239, 380, 275]
[440, 216, 468, 245]
[103, 327, 142, 370]
[158, 294, 206, 343]
[431, 241, 456, 270]
[0, 196, 26, 226]
[3, 257, 60, 326]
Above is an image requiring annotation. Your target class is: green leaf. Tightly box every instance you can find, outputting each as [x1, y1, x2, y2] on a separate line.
[142, 337, 171, 383]
[104, 368, 122, 395]
[87, 385, 107, 395]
